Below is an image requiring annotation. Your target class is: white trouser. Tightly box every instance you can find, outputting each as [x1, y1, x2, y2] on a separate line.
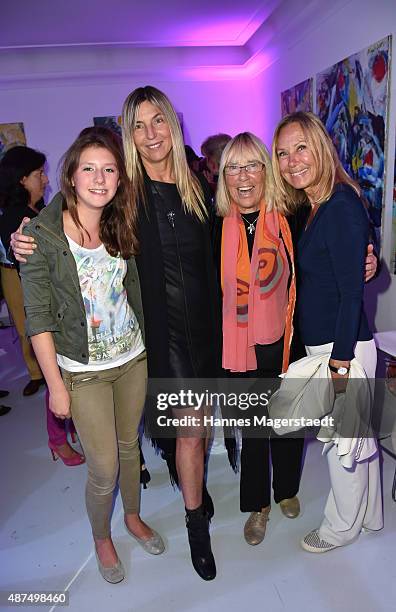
[305, 339, 383, 545]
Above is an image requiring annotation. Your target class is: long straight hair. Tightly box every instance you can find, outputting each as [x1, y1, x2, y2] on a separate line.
[59, 127, 137, 258]
[272, 111, 360, 213]
[122, 85, 207, 221]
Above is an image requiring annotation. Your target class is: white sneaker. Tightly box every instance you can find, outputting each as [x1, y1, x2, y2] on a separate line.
[301, 529, 339, 553]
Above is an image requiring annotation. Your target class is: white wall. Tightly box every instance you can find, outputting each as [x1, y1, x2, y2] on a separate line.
[1, 77, 262, 195]
[253, 0, 396, 332]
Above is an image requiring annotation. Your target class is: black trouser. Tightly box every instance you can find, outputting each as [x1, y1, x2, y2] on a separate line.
[233, 337, 305, 512]
[240, 433, 304, 511]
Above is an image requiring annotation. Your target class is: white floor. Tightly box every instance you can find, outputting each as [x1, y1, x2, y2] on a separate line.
[1, 323, 396, 612]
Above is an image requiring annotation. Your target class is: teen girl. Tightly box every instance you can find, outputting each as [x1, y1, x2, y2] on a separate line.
[19, 127, 164, 583]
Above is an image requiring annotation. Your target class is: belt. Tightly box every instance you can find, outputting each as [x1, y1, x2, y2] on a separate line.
[0, 262, 16, 269]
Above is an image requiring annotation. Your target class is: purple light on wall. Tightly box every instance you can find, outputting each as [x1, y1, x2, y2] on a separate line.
[179, 18, 263, 46]
[181, 50, 273, 80]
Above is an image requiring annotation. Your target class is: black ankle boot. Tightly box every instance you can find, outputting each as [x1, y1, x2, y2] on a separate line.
[185, 506, 216, 581]
[202, 482, 214, 521]
[140, 466, 151, 489]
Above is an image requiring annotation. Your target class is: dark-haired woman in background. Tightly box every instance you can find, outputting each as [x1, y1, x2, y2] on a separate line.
[0, 146, 48, 396]
[0, 146, 84, 466]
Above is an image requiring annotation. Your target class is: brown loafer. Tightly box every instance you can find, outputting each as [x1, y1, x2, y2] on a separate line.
[279, 496, 300, 519]
[243, 506, 270, 546]
[23, 378, 46, 397]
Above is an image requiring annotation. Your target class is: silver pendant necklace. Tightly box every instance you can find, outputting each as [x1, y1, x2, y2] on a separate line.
[240, 213, 259, 235]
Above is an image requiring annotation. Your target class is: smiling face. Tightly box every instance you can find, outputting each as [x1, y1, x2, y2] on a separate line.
[72, 146, 119, 213]
[275, 122, 320, 203]
[224, 145, 265, 214]
[21, 166, 48, 206]
[132, 100, 173, 169]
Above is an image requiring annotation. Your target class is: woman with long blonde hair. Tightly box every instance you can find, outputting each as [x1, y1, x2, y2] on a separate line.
[121, 86, 220, 581]
[272, 111, 383, 553]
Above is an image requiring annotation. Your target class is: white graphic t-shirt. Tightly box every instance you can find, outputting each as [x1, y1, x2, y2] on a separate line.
[57, 236, 144, 372]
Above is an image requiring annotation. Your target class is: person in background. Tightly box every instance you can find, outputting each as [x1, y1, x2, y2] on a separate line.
[272, 111, 383, 552]
[0, 239, 12, 416]
[200, 133, 232, 194]
[184, 144, 202, 174]
[19, 127, 164, 583]
[0, 147, 48, 396]
[0, 146, 85, 466]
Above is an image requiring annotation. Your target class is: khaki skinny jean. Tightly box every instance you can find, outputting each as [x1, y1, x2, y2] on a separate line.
[61, 352, 147, 538]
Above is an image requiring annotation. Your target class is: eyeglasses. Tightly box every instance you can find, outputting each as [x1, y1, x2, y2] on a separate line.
[224, 161, 264, 176]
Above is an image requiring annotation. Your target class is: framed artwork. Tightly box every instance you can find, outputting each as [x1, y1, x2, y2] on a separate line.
[316, 35, 392, 231]
[93, 115, 122, 137]
[93, 112, 184, 138]
[281, 78, 313, 117]
[0, 122, 26, 159]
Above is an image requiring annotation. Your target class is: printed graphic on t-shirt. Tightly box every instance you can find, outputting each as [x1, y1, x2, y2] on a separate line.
[71, 243, 138, 363]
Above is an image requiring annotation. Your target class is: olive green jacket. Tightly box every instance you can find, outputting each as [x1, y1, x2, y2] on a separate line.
[19, 192, 145, 365]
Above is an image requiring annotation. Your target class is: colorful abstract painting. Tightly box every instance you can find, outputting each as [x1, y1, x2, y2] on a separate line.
[93, 112, 184, 138]
[281, 78, 313, 117]
[0, 122, 26, 160]
[316, 36, 391, 229]
[93, 115, 122, 137]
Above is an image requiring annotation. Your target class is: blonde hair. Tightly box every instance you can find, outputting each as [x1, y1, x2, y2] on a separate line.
[272, 111, 359, 213]
[121, 86, 206, 221]
[216, 132, 283, 216]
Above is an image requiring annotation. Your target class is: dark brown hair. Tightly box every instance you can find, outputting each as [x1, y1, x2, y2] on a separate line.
[59, 127, 137, 258]
[0, 146, 46, 209]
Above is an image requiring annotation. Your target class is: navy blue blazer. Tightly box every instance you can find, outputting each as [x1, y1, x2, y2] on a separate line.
[297, 183, 372, 361]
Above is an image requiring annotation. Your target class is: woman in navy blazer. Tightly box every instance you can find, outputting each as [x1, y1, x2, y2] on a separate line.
[271, 111, 383, 553]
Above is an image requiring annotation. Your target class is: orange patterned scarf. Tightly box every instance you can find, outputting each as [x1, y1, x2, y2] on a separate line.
[221, 201, 296, 372]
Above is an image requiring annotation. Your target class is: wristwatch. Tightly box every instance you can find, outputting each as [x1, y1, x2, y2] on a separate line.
[328, 363, 350, 376]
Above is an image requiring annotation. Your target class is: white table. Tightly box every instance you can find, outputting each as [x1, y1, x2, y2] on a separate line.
[374, 331, 396, 501]
[374, 331, 396, 357]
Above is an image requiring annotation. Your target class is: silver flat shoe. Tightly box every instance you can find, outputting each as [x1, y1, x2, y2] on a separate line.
[243, 506, 271, 546]
[124, 521, 165, 555]
[95, 551, 125, 583]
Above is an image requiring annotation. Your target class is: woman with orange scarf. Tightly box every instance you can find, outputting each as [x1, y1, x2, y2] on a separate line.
[212, 132, 304, 546]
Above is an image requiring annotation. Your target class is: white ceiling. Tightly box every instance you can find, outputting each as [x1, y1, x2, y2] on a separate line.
[2, 0, 280, 49]
[1, 0, 349, 84]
